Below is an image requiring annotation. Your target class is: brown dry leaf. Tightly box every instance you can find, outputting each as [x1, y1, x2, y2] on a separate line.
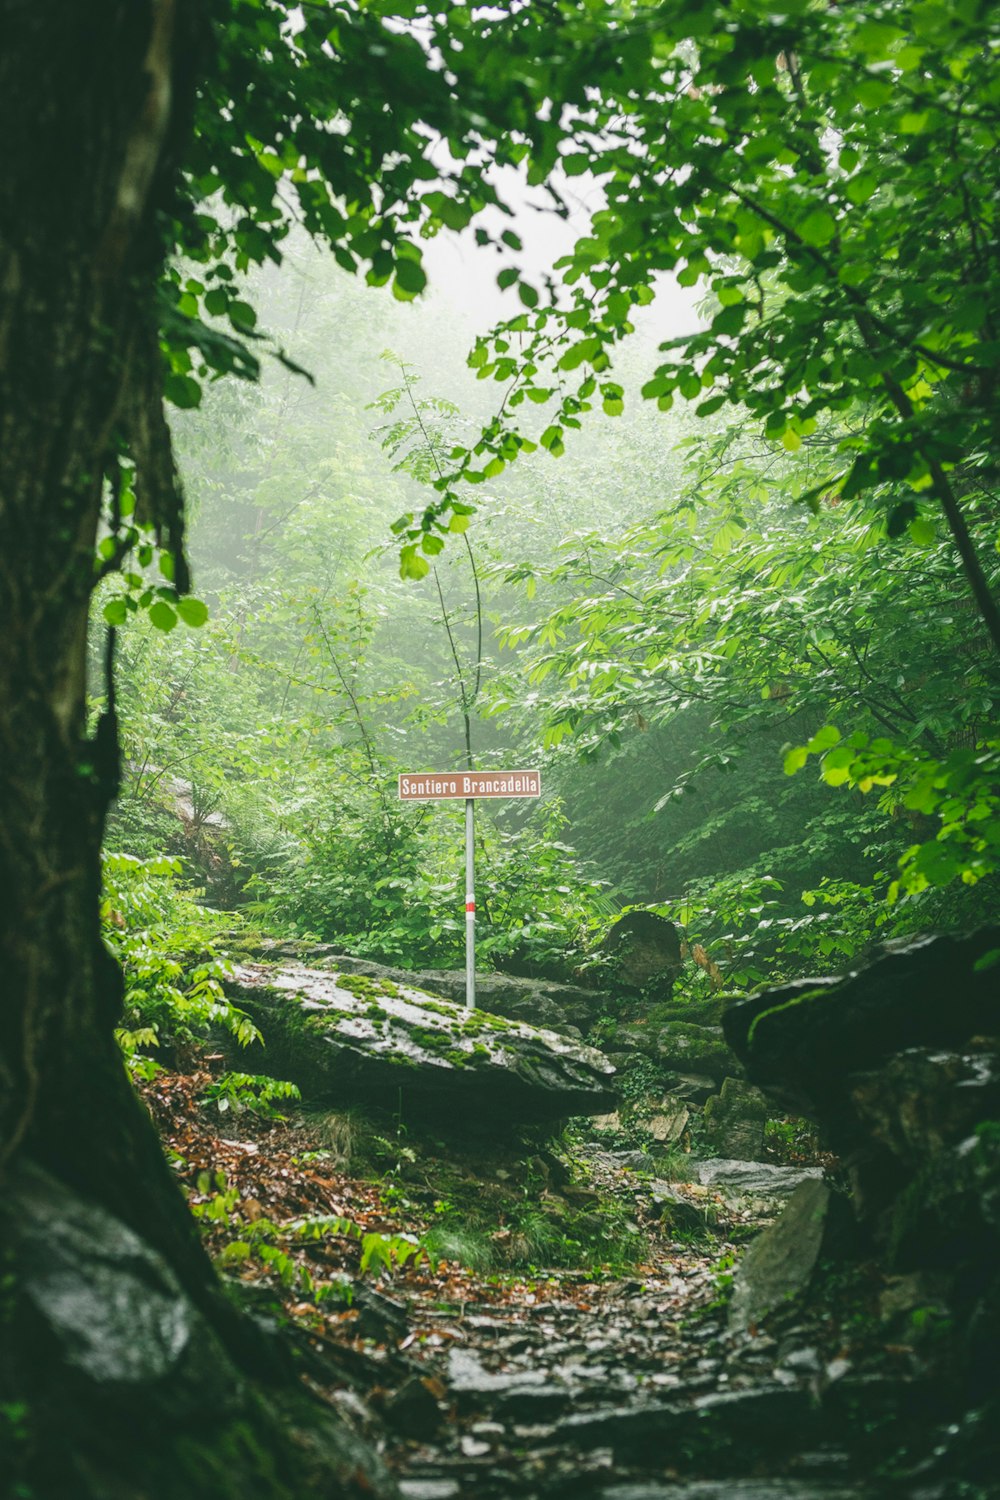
[691, 943, 724, 989]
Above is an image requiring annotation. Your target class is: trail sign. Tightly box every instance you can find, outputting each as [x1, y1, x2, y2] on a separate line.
[397, 768, 542, 1009]
[398, 770, 540, 801]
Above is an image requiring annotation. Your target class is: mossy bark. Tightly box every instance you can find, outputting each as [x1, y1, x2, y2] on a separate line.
[0, 11, 392, 1496]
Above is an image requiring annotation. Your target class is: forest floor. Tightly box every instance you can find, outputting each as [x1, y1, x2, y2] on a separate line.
[142, 1057, 944, 1499]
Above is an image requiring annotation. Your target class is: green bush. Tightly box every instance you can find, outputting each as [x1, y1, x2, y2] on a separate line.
[102, 852, 258, 1074]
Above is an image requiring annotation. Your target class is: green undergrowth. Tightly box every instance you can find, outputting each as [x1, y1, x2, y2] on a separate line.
[318, 1110, 648, 1276]
[103, 853, 262, 1075]
[189, 1168, 432, 1302]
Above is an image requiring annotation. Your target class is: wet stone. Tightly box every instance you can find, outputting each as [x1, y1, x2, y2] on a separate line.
[385, 1375, 444, 1438]
[729, 1181, 832, 1332]
[598, 1485, 865, 1499]
[657, 1023, 738, 1082]
[225, 959, 617, 1126]
[692, 1158, 823, 1212]
[555, 1383, 819, 1458]
[447, 1347, 549, 1397]
[602, 910, 683, 992]
[399, 1482, 462, 1500]
[702, 1078, 770, 1161]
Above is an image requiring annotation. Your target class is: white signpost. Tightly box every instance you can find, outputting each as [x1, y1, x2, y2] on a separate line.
[398, 770, 542, 1009]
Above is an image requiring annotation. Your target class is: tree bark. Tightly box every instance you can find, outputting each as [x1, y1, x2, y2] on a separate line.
[0, 0, 208, 1301]
[0, 8, 392, 1494]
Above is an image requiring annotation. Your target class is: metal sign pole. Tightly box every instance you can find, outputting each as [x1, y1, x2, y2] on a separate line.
[465, 796, 475, 1010]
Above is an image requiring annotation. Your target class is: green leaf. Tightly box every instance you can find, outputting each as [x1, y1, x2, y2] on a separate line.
[784, 746, 808, 775]
[148, 601, 178, 632]
[227, 300, 257, 331]
[400, 545, 430, 581]
[807, 726, 841, 754]
[909, 517, 936, 547]
[164, 373, 202, 410]
[798, 209, 837, 248]
[176, 596, 209, 627]
[393, 258, 427, 299]
[820, 746, 856, 788]
[103, 597, 129, 626]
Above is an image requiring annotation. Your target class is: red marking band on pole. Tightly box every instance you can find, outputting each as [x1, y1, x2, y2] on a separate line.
[466, 901, 475, 912]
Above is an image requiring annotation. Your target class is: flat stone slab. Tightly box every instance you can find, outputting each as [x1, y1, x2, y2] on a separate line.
[729, 1180, 832, 1331]
[224, 961, 617, 1126]
[245, 939, 608, 1034]
[691, 1159, 823, 1211]
[555, 1385, 818, 1456]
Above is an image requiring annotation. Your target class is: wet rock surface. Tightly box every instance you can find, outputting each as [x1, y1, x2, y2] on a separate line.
[729, 1180, 833, 1331]
[141, 1045, 987, 1500]
[1, 1160, 395, 1500]
[722, 928, 1000, 1121]
[703, 1078, 769, 1160]
[245, 939, 610, 1034]
[379, 1238, 928, 1500]
[655, 1022, 737, 1083]
[223, 960, 617, 1125]
[601, 910, 683, 995]
[722, 928, 1000, 1491]
[235, 940, 766, 1163]
[690, 1159, 824, 1212]
[6, 1161, 237, 1404]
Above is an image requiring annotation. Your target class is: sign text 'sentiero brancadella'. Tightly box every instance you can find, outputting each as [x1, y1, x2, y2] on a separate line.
[398, 770, 541, 801]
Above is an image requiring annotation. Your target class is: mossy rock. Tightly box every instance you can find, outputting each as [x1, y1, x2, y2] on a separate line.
[656, 1021, 739, 1081]
[722, 928, 1000, 1117]
[223, 961, 616, 1128]
[644, 993, 730, 1029]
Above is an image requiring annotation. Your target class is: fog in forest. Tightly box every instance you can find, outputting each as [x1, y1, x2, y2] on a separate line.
[96, 195, 997, 986]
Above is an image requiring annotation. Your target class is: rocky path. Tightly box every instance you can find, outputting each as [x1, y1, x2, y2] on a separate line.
[143, 1067, 933, 1500]
[384, 1247, 895, 1500]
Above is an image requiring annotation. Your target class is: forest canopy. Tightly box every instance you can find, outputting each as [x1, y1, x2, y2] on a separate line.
[90, 0, 1000, 993]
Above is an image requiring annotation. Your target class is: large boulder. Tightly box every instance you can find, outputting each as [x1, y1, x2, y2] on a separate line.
[722, 929, 1000, 1241]
[703, 1077, 770, 1160]
[718, 928, 1000, 1483]
[243, 940, 608, 1036]
[722, 929, 1000, 1119]
[223, 961, 617, 1126]
[729, 1179, 833, 1330]
[657, 1021, 738, 1082]
[601, 909, 683, 995]
[0, 1161, 394, 1500]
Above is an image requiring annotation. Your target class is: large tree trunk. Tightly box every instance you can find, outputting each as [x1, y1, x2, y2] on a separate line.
[0, 9, 391, 1495]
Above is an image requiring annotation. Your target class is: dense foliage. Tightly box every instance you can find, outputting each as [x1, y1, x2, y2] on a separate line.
[92, 0, 998, 998]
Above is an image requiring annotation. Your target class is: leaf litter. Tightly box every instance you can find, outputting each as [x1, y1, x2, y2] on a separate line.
[142, 1059, 925, 1498]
